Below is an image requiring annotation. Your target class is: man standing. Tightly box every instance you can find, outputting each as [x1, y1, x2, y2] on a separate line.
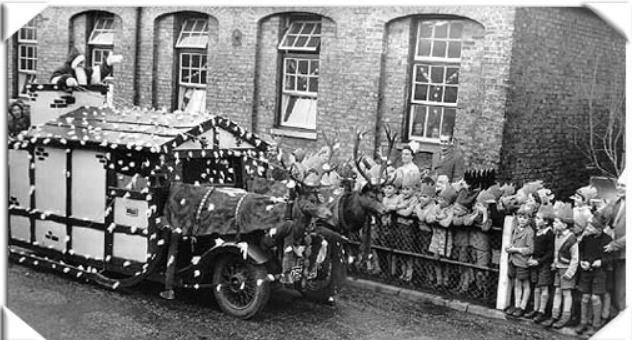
[602, 173, 626, 311]
[431, 135, 466, 183]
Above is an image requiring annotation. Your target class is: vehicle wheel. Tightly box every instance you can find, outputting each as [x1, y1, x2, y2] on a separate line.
[212, 254, 270, 319]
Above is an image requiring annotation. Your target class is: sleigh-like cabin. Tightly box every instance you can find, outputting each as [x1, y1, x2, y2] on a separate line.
[8, 105, 269, 279]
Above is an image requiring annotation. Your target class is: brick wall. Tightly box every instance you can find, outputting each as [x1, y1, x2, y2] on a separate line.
[499, 7, 626, 197]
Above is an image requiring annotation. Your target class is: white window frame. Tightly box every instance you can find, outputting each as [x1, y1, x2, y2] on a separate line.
[17, 20, 37, 98]
[414, 21, 463, 63]
[18, 19, 37, 43]
[282, 57, 319, 98]
[91, 47, 112, 67]
[409, 20, 463, 143]
[278, 20, 321, 52]
[176, 18, 209, 49]
[178, 52, 207, 113]
[88, 16, 115, 46]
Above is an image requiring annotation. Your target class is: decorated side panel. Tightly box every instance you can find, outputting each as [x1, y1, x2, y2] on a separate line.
[71, 150, 107, 222]
[10, 215, 31, 242]
[71, 227, 105, 260]
[112, 233, 148, 263]
[8, 149, 31, 209]
[34, 220, 67, 253]
[34, 146, 66, 215]
[26, 85, 107, 126]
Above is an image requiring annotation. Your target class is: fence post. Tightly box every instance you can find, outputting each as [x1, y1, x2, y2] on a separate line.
[496, 215, 514, 310]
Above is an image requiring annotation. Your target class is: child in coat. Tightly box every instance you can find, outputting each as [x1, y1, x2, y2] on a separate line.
[394, 173, 420, 282]
[574, 213, 613, 337]
[415, 182, 437, 283]
[427, 185, 457, 288]
[527, 204, 555, 323]
[541, 201, 579, 329]
[505, 204, 535, 317]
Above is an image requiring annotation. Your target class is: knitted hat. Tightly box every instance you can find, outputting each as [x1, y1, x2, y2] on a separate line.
[516, 203, 535, 216]
[292, 148, 306, 163]
[476, 188, 497, 204]
[456, 188, 478, 208]
[589, 211, 608, 230]
[486, 184, 503, 202]
[536, 204, 555, 220]
[553, 201, 574, 224]
[537, 188, 555, 204]
[573, 206, 593, 231]
[438, 185, 458, 204]
[420, 182, 436, 197]
[500, 183, 516, 198]
[570, 185, 598, 202]
[516, 180, 544, 204]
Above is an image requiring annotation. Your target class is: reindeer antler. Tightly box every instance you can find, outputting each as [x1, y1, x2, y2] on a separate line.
[353, 129, 375, 186]
[378, 123, 397, 185]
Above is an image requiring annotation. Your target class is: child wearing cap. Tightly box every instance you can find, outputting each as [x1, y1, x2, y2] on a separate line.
[541, 201, 579, 329]
[381, 180, 401, 276]
[394, 172, 420, 282]
[452, 186, 479, 293]
[527, 204, 555, 323]
[415, 181, 438, 283]
[505, 204, 535, 317]
[574, 213, 613, 336]
[465, 186, 498, 299]
[571, 185, 597, 238]
[427, 185, 457, 288]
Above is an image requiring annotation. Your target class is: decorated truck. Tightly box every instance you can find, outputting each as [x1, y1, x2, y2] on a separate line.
[8, 98, 348, 319]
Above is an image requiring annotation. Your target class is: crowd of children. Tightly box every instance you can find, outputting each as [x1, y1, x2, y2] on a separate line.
[369, 153, 623, 337]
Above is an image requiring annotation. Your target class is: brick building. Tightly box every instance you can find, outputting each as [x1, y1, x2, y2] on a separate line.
[7, 6, 625, 197]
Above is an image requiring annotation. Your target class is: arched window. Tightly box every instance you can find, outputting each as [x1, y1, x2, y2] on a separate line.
[409, 20, 463, 142]
[175, 16, 209, 113]
[17, 18, 38, 97]
[277, 15, 321, 131]
[87, 14, 115, 68]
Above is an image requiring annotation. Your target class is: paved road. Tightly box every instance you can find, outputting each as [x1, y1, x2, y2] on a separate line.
[8, 263, 576, 340]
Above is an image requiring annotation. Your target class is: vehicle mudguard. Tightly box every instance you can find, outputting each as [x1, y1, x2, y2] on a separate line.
[198, 241, 271, 266]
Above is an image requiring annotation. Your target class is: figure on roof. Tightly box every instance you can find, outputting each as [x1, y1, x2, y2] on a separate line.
[50, 47, 123, 90]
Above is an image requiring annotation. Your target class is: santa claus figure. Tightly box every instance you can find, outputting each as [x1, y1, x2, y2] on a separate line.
[50, 47, 123, 89]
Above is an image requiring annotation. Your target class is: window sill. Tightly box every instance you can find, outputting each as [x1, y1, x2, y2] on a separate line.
[401, 139, 442, 154]
[270, 128, 317, 140]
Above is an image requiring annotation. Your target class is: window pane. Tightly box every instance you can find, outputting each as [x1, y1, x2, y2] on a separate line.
[283, 35, 297, 47]
[307, 37, 320, 48]
[184, 20, 195, 31]
[419, 23, 433, 39]
[411, 105, 426, 137]
[430, 86, 443, 102]
[449, 23, 463, 39]
[289, 22, 301, 34]
[430, 67, 444, 83]
[300, 23, 314, 34]
[434, 23, 448, 38]
[417, 39, 431, 58]
[298, 77, 308, 91]
[415, 65, 429, 82]
[286, 59, 297, 74]
[444, 87, 458, 103]
[425, 107, 442, 139]
[310, 60, 319, 75]
[295, 36, 309, 47]
[432, 41, 447, 58]
[298, 59, 308, 74]
[441, 108, 456, 138]
[201, 55, 207, 68]
[448, 41, 462, 58]
[20, 59, 26, 70]
[192, 72, 200, 84]
[309, 77, 318, 92]
[181, 69, 190, 83]
[446, 67, 460, 84]
[313, 24, 321, 34]
[182, 55, 190, 67]
[201, 70, 207, 84]
[285, 75, 295, 91]
[414, 85, 428, 101]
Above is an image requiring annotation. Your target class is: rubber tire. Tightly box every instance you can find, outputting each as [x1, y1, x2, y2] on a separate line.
[212, 255, 271, 319]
